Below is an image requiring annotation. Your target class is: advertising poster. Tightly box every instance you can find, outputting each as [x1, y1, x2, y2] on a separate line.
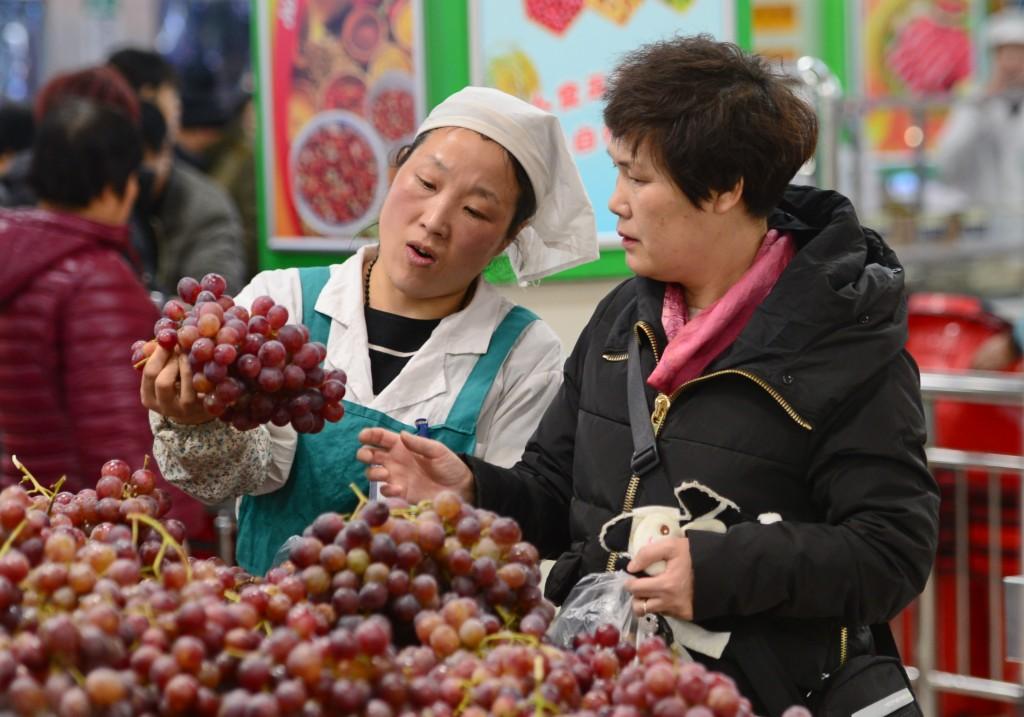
[860, 0, 974, 155]
[750, 0, 819, 62]
[471, 0, 732, 245]
[258, 0, 425, 251]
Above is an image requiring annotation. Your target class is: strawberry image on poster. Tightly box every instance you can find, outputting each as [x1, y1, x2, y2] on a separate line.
[525, 0, 585, 35]
[886, 14, 971, 93]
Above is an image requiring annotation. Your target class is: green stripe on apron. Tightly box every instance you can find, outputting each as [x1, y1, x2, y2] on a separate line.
[235, 265, 537, 575]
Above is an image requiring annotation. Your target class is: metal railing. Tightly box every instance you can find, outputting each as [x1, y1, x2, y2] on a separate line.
[784, 56, 842, 192]
[910, 370, 1024, 715]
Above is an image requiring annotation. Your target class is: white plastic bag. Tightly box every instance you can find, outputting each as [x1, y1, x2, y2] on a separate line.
[270, 534, 303, 569]
[546, 571, 643, 648]
[546, 570, 729, 660]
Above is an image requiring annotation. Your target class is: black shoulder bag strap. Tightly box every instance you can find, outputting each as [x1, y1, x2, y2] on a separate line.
[627, 332, 660, 477]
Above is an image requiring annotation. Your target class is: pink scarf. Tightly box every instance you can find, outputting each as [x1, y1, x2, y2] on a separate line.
[647, 229, 796, 394]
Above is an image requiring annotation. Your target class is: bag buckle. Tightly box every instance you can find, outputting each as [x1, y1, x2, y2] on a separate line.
[630, 445, 660, 476]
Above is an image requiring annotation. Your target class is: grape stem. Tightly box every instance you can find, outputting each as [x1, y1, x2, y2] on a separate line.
[494, 605, 518, 629]
[127, 512, 192, 582]
[391, 503, 427, 519]
[454, 676, 481, 715]
[0, 518, 28, 559]
[348, 482, 370, 519]
[478, 630, 539, 650]
[530, 654, 559, 716]
[129, 601, 158, 627]
[45, 476, 66, 516]
[133, 356, 150, 370]
[12, 454, 55, 500]
[68, 666, 86, 687]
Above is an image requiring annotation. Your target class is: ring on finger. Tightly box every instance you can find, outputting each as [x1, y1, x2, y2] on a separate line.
[642, 599, 648, 616]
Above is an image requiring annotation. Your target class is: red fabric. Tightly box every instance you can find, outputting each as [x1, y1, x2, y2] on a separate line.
[0, 208, 158, 492]
[649, 229, 795, 394]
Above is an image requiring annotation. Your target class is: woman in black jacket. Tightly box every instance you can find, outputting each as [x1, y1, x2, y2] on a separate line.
[358, 36, 939, 715]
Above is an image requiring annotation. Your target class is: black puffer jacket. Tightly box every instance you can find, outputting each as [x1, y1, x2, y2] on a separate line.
[468, 186, 939, 714]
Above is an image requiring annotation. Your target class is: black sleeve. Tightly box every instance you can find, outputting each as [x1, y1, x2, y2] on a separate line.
[688, 352, 940, 626]
[465, 279, 640, 560]
[467, 323, 587, 560]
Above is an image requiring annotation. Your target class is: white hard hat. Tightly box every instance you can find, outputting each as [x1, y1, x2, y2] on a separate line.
[987, 9, 1024, 48]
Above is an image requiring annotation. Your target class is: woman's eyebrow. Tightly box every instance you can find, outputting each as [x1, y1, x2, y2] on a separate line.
[607, 148, 632, 169]
[468, 185, 501, 204]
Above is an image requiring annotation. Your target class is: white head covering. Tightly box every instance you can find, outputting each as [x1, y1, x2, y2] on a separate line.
[987, 9, 1024, 48]
[416, 86, 598, 284]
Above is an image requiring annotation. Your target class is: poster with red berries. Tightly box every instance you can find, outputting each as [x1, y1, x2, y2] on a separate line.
[471, 0, 734, 245]
[861, 0, 975, 154]
[258, 0, 425, 251]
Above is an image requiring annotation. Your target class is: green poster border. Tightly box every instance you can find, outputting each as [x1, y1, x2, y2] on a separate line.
[820, 0, 848, 91]
[253, 1, 752, 280]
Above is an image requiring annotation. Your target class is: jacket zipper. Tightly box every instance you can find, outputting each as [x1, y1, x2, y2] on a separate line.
[839, 625, 848, 667]
[666, 369, 813, 431]
[601, 352, 628, 362]
[606, 321, 813, 572]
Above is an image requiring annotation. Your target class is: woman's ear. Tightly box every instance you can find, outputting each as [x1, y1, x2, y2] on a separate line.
[497, 224, 525, 256]
[114, 174, 140, 224]
[709, 177, 745, 215]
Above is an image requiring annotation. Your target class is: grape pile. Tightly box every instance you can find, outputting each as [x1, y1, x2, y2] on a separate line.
[131, 273, 347, 434]
[0, 457, 251, 715]
[265, 489, 554, 656]
[0, 458, 795, 716]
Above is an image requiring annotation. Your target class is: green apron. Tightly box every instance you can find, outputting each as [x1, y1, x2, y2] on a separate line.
[235, 266, 538, 575]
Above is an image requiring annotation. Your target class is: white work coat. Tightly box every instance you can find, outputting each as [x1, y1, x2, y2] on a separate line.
[934, 91, 1024, 214]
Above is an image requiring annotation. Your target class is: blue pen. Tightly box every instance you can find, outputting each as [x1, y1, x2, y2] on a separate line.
[414, 418, 430, 437]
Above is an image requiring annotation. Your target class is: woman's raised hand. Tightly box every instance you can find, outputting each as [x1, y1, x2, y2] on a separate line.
[139, 345, 216, 425]
[357, 428, 474, 504]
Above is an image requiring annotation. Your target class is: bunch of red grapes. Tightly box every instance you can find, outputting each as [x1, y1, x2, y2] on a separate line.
[131, 273, 347, 434]
[0, 458, 249, 715]
[0, 457, 800, 716]
[268, 489, 554, 656]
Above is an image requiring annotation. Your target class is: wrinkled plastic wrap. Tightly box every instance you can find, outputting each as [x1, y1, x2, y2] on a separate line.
[546, 571, 644, 648]
[271, 534, 303, 569]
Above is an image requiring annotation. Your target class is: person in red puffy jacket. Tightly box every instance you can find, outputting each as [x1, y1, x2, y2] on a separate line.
[0, 96, 157, 491]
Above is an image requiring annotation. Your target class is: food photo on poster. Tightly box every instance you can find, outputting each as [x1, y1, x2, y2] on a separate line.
[260, 0, 424, 251]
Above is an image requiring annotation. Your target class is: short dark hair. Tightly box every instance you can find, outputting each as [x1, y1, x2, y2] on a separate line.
[0, 103, 34, 155]
[603, 35, 818, 218]
[34, 66, 140, 123]
[139, 100, 168, 153]
[395, 129, 538, 239]
[178, 62, 246, 129]
[30, 97, 142, 208]
[108, 47, 178, 94]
